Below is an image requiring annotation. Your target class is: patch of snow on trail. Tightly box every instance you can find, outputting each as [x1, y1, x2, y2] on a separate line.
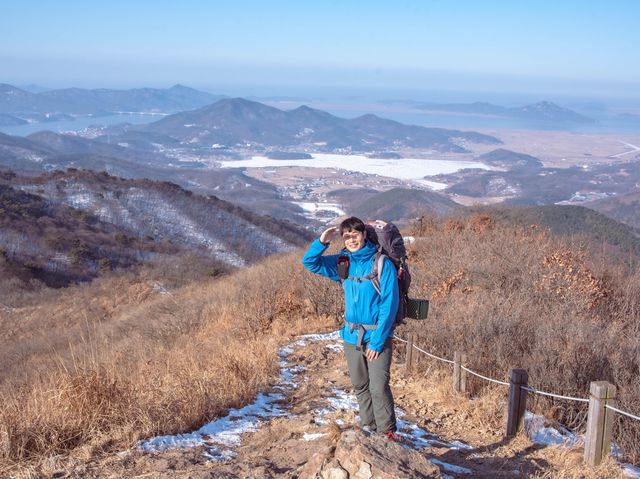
[396, 413, 472, 451]
[140, 390, 288, 457]
[624, 464, 640, 478]
[525, 411, 640, 477]
[431, 459, 472, 475]
[139, 331, 339, 459]
[303, 432, 327, 441]
[525, 412, 581, 447]
[140, 328, 473, 476]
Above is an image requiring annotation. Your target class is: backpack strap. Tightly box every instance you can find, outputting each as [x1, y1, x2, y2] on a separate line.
[370, 251, 385, 296]
[342, 250, 386, 294]
[345, 321, 378, 347]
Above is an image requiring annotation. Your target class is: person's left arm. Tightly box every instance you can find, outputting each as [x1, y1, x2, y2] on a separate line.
[367, 257, 399, 354]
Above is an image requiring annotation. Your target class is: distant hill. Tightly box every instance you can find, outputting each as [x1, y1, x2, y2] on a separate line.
[330, 187, 458, 222]
[440, 157, 640, 206]
[477, 149, 543, 170]
[415, 101, 507, 116]
[26, 131, 177, 167]
[142, 98, 501, 153]
[585, 190, 640, 230]
[0, 113, 28, 126]
[0, 83, 226, 116]
[416, 100, 594, 123]
[509, 101, 594, 123]
[0, 130, 176, 172]
[18, 84, 50, 93]
[0, 131, 56, 171]
[0, 170, 314, 286]
[470, 204, 640, 255]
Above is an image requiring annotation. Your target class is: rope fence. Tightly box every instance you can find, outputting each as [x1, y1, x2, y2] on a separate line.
[461, 365, 510, 387]
[606, 405, 640, 422]
[392, 332, 640, 467]
[413, 344, 455, 365]
[520, 385, 589, 404]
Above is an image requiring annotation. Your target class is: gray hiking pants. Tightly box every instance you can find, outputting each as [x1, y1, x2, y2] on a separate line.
[343, 339, 396, 433]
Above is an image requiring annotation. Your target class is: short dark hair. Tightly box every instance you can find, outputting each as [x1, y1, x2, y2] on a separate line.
[339, 216, 365, 236]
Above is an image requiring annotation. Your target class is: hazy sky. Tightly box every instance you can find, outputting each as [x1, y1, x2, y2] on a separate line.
[2, 0, 638, 98]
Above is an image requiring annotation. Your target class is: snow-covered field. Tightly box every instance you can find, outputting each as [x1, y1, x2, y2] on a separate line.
[218, 153, 492, 190]
[292, 201, 346, 221]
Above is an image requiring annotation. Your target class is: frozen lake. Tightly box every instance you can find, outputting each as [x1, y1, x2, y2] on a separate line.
[218, 153, 491, 190]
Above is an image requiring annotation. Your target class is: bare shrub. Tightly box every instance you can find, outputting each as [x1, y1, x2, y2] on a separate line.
[399, 214, 640, 464]
[0, 250, 333, 474]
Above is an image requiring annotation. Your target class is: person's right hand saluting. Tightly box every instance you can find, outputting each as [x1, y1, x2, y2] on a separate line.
[320, 226, 338, 245]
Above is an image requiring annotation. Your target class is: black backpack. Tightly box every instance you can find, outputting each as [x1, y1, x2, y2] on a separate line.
[364, 220, 412, 326]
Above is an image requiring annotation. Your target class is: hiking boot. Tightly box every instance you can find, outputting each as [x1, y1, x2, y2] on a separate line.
[382, 430, 399, 442]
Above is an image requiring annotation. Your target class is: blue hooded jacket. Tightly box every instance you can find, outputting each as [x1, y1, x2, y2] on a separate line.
[302, 238, 399, 352]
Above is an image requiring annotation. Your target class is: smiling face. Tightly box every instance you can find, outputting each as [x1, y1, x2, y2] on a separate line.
[342, 229, 366, 252]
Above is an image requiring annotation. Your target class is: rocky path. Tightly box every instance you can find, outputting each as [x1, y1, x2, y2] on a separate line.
[67, 332, 629, 478]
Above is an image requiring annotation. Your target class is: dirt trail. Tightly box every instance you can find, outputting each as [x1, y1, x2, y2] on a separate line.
[65, 332, 610, 478]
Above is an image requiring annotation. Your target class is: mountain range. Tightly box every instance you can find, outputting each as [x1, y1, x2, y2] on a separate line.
[0, 130, 319, 226]
[0, 130, 176, 171]
[0, 169, 313, 286]
[414, 100, 595, 123]
[0, 83, 225, 116]
[4, 84, 640, 234]
[140, 98, 501, 152]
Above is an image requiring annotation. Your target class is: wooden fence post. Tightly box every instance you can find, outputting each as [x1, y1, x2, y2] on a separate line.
[453, 351, 467, 393]
[584, 381, 617, 467]
[405, 333, 415, 372]
[506, 369, 529, 437]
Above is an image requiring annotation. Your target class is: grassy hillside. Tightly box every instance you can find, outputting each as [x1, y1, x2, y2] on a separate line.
[403, 213, 640, 464]
[1, 210, 639, 474]
[0, 169, 314, 295]
[0, 253, 339, 475]
[466, 204, 640, 256]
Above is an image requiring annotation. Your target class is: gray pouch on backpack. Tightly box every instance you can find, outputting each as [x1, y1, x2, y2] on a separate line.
[406, 298, 429, 320]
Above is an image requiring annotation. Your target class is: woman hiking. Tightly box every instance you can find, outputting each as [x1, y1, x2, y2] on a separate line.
[302, 216, 399, 439]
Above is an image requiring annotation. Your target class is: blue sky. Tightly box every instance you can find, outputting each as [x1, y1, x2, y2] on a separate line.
[1, 1, 638, 98]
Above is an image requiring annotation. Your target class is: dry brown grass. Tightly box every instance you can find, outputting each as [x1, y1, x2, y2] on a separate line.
[2, 212, 639, 475]
[529, 451, 624, 479]
[397, 213, 640, 466]
[0, 252, 336, 476]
